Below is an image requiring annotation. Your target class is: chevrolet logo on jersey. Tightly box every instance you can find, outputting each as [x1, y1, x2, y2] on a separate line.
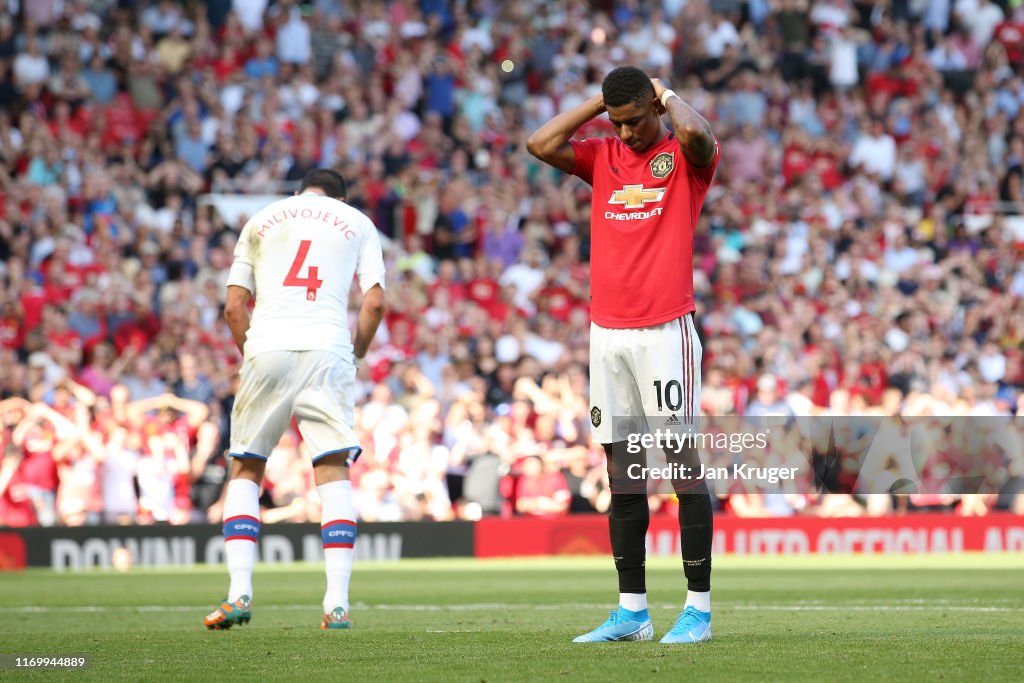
[608, 185, 666, 209]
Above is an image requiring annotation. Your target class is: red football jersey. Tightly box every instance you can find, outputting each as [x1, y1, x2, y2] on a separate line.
[571, 132, 719, 328]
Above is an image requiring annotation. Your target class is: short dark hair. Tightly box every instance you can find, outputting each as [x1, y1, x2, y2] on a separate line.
[602, 66, 655, 108]
[299, 168, 347, 199]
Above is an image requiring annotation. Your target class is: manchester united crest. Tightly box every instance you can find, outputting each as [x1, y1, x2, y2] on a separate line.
[591, 406, 602, 427]
[649, 152, 674, 179]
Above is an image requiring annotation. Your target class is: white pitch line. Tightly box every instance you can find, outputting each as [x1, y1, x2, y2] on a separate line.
[0, 603, 602, 614]
[0, 602, 1020, 614]
[729, 605, 1016, 613]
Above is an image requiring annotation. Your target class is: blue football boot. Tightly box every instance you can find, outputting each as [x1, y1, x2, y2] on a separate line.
[660, 606, 712, 643]
[573, 607, 654, 643]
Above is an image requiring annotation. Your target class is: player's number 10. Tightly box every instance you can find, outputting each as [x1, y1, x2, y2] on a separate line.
[653, 380, 683, 412]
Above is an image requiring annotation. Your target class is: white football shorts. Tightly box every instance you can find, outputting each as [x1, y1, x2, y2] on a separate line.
[229, 350, 361, 463]
[589, 314, 702, 444]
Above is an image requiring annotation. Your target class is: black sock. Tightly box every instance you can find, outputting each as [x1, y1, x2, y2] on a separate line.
[609, 492, 649, 595]
[677, 484, 712, 593]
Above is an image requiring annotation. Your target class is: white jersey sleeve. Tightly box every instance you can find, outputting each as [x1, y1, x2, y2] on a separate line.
[230, 193, 387, 359]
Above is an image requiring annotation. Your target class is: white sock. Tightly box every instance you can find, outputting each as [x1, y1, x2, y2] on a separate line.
[685, 590, 711, 612]
[319, 480, 356, 613]
[619, 592, 648, 612]
[223, 479, 261, 602]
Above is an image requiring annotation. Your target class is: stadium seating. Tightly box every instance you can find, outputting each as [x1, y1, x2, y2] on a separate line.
[1, 0, 1022, 528]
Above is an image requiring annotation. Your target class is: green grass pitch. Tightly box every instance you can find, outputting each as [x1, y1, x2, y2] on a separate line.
[2, 554, 1022, 681]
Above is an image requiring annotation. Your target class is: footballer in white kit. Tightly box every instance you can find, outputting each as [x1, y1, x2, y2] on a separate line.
[226, 185, 385, 461]
[204, 169, 386, 632]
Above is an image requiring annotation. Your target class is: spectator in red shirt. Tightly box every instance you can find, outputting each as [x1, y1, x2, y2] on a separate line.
[9, 402, 78, 526]
[465, 263, 501, 312]
[534, 268, 576, 323]
[515, 455, 570, 516]
[428, 259, 468, 305]
[125, 392, 209, 448]
[0, 442, 38, 527]
[0, 300, 25, 350]
[995, 10, 1024, 65]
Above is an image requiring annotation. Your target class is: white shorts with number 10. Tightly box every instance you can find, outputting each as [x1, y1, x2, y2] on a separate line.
[589, 314, 702, 445]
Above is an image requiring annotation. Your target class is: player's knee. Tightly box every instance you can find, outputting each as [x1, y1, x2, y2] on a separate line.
[605, 441, 647, 494]
[312, 452, 351, 487]
[664, 441, 700, 467]
[666, 442, 703, 495]
[609, 492, 648, 518]
[230, 457, 266, 483]
[672, 477, 709, 496]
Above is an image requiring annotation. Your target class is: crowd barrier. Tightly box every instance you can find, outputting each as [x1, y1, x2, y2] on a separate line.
[475, 513, 1024, 557]
[0, 521, 475, 570]
[2, 514, 1022, 570]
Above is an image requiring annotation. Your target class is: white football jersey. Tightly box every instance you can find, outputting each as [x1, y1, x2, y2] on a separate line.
[226, 192, 386, 360]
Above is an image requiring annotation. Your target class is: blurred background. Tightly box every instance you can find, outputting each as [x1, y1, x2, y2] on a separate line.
[1, 0, 1023, 531]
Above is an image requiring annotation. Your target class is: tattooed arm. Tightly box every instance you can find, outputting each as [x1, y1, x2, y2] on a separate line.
[651, 78, 716, 168]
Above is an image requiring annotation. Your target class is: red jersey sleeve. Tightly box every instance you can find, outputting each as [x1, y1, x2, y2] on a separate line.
[686, 137, 721, 197]
[569, 138, 606, 185]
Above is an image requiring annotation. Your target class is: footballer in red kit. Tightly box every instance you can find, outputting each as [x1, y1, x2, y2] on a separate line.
[570, 128, 716, 329]
[528, 66, 718, 644]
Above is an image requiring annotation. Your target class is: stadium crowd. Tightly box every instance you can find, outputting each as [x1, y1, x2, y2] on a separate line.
[1, 0, 1024, 528]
